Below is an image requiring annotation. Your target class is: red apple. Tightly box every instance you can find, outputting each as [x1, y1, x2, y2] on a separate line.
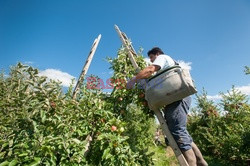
[111, 125, 117, 131]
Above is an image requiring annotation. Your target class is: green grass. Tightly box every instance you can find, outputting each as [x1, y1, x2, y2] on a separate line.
[149, 144, 178, 166]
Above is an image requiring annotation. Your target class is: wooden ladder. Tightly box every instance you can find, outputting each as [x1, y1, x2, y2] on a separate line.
[73, 34, 101, 99]
[72, 34, 101, 157]
[114, 25, 189, 166]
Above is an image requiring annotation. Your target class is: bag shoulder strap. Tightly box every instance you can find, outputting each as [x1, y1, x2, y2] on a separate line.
[173, 59, 179, 66]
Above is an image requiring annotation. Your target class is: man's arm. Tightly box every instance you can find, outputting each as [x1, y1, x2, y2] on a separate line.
[126, 65, 160, 89]
[135, 65, 160, 79]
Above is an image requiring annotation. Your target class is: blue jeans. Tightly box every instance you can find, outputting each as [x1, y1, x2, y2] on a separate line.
[163, 96, 193, 151]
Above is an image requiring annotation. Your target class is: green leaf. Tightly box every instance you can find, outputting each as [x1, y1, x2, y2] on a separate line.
[40, 110, 46, 123]
[8, 160, 18, 166]
[18, 153, 28, 157]
[27, 157, 41, 166]
[0, 161, 9, 166]
[102, 148, 110, 159]
[1, 143, 9, 150]
[0, 152, 6, 158]
[72, 138, 81, 144]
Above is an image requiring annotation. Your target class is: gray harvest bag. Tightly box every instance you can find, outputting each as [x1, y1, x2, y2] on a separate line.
[145, 65, 197, 109]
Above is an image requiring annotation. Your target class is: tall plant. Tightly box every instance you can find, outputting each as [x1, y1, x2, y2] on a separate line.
[188, 88, 250, 165]
[0, 46, 156, 165]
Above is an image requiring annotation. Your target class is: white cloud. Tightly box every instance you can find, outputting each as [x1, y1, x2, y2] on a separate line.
[177, 60, 192, 70]
[207, 94, 222, 100]
[207, 84, 250, 101]
[235, 84, 250, 95]
[39, 69, 76, 87]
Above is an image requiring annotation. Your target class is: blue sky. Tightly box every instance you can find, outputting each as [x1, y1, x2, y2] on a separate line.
[1, 0, 250, 101]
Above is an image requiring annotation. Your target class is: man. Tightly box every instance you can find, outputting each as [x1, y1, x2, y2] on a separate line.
[127, 47, 207, 166]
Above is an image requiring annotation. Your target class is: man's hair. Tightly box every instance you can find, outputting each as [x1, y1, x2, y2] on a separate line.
[147, 47, 164, 56]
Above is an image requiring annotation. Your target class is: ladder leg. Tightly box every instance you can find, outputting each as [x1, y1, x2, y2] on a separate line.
[153, 109, 189, 166]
